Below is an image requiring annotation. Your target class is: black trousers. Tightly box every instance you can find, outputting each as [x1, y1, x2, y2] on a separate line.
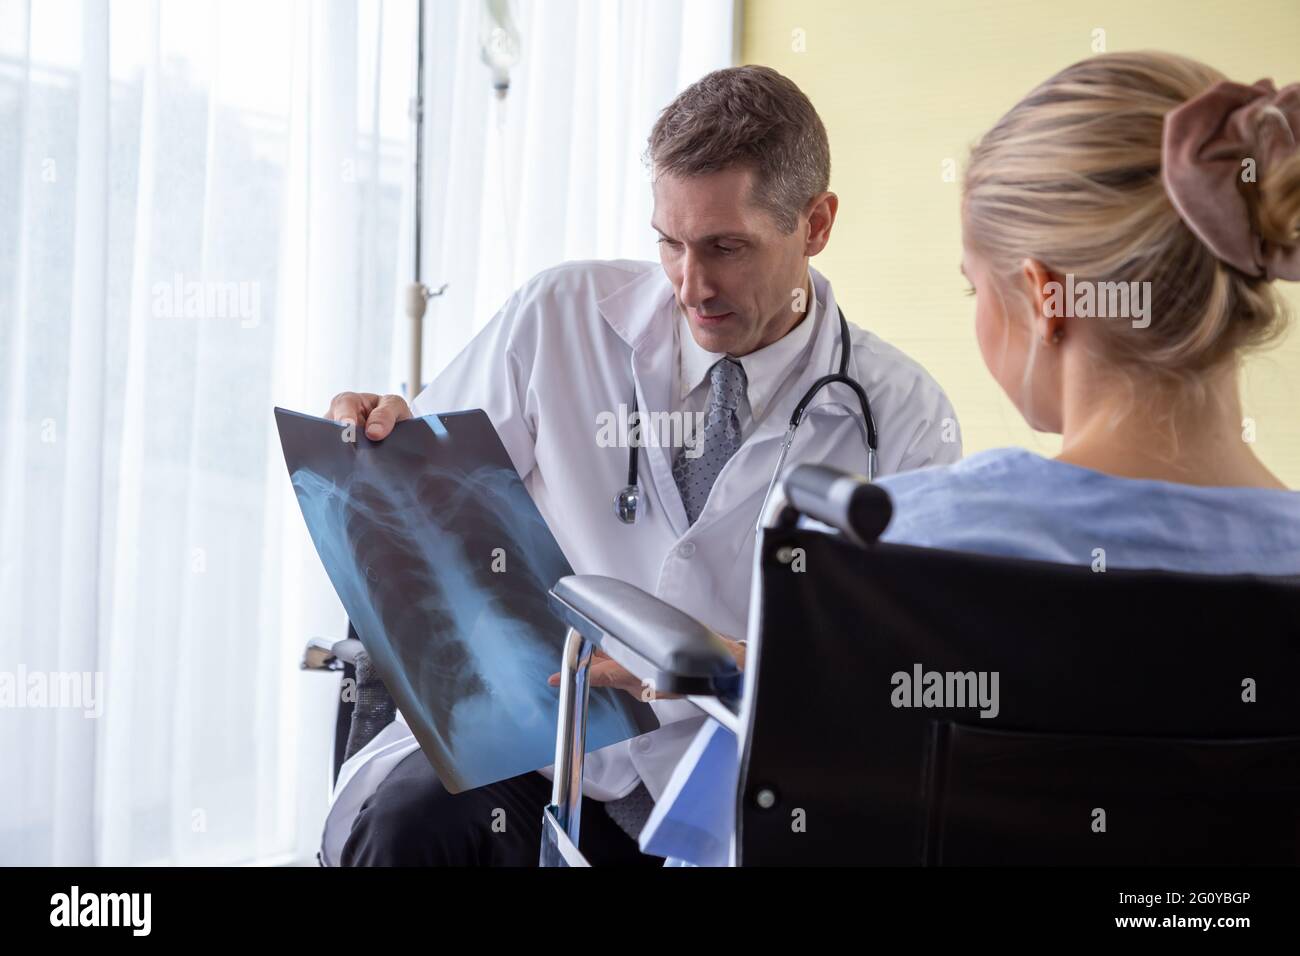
[340, 751, 664, 866]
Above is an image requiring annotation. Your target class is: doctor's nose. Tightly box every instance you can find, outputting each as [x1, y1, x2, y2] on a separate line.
[677, 254, 719, 312]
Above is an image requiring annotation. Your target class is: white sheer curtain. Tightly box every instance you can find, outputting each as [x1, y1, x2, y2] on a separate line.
[0, 0, 734, 865]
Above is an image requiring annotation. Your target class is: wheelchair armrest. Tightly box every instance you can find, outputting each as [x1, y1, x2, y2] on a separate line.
[783, 463, 893, 545]
[549, 575, 739, 697]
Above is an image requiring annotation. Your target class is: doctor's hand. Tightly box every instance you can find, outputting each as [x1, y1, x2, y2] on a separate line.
[326, 391, 412, 440]
[547, 639, 746, 702]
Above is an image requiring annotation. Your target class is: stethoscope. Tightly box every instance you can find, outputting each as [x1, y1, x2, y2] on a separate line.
[614, 306, 877, 526]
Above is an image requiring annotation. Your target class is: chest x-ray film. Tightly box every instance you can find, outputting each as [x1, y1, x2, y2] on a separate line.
[275, 407, 659, 793]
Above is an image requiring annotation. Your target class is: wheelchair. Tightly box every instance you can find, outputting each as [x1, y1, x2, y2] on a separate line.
[541, 464, 1300, 866]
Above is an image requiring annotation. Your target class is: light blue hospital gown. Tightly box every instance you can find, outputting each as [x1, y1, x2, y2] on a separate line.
[642, 448, 1300, 865]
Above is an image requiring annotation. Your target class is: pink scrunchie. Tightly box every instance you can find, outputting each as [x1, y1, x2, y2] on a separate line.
[1162, 78, 1300, 281]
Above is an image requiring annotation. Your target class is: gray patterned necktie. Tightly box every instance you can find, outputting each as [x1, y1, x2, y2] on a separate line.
[672, 358, 747, 525]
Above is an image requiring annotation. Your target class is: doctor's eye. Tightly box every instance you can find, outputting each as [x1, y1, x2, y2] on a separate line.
[963, 285, 977, 297]
[657, 237, 681, 250]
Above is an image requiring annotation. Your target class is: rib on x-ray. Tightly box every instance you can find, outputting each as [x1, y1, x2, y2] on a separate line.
[275, 407, 658, 793]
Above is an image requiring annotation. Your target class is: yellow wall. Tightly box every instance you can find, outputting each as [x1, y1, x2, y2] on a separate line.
[743, 0, 1300, 481]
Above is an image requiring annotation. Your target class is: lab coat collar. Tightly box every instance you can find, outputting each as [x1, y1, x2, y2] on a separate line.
[596, 266, 678, 350]
[675, 274, 820, 423]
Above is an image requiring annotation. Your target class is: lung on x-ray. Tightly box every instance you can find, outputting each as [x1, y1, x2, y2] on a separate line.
[274, 407, 658, 793]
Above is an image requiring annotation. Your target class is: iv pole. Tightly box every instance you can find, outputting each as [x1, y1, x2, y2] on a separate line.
[405, 0, 447, 400]
[405, 1, 519, 398]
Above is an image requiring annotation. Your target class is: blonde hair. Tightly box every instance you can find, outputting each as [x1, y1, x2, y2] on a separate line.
[964, 51, 1300, 398]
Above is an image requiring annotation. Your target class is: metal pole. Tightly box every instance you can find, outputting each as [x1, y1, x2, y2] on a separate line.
[550, 627, 593, 841]
[405, 0, 446, 401]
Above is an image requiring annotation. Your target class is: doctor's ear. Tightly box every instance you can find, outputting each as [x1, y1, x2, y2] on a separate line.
[1020, 257, 1066, 345]
[802, 191, 838, 256]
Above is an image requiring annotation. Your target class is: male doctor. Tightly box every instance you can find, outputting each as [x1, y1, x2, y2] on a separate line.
[322, 65, 961, 866]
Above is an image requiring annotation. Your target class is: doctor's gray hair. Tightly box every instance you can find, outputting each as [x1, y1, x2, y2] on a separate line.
[647, 65, 831, 234]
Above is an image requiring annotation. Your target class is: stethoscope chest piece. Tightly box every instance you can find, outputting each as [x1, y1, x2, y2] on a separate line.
[615, 484, 640, 524]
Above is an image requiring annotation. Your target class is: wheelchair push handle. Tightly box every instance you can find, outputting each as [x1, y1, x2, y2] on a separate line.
[782, 464, 893, 545]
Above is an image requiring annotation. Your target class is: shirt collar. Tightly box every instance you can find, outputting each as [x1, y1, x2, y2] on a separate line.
[677, 276, 820, 421]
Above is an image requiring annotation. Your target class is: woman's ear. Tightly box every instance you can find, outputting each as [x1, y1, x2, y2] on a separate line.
[1021, 257, 1066, 344]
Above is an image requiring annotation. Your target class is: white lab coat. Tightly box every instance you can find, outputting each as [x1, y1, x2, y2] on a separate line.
[319, 259, 961, 865]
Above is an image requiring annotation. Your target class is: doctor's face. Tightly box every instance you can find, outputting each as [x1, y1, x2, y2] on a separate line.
[652, 167, 835, 357]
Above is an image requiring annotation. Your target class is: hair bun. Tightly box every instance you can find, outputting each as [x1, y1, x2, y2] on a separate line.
[1258, 151, 1300, 271]
[1162, 79, 1300, 281]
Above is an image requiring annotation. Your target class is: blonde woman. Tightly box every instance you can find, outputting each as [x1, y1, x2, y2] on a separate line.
[649, 51, 1300, 866]
[878, 51, 1300, 572]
